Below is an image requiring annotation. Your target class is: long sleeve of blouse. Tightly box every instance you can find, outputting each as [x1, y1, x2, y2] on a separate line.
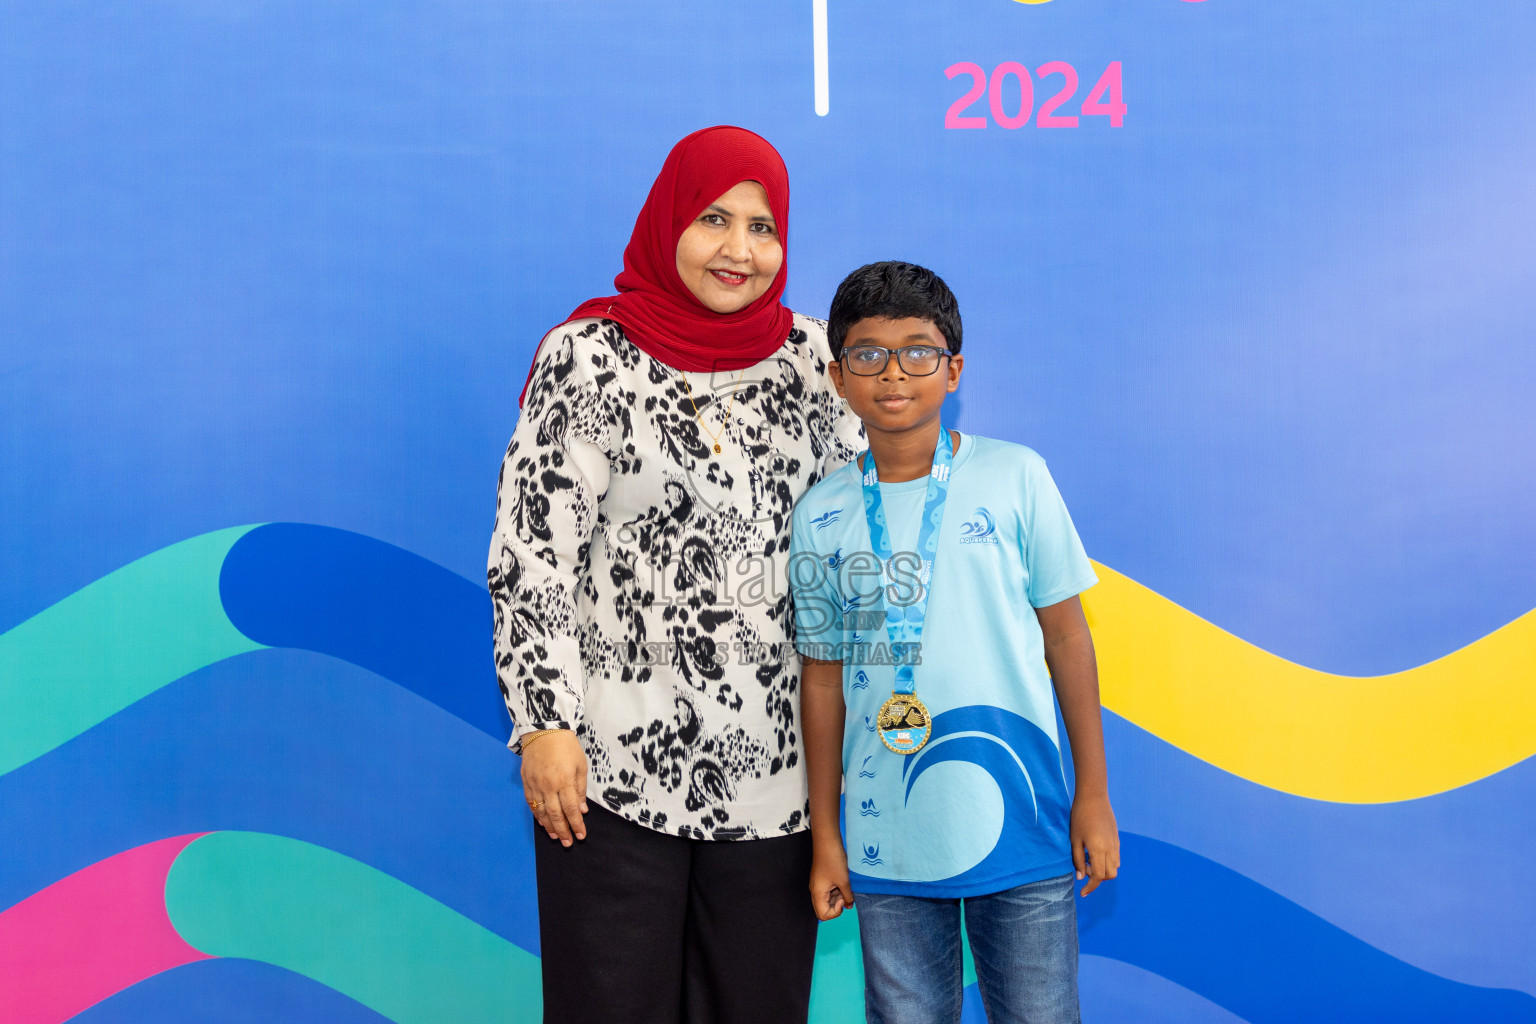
[488, 326, 615, 750]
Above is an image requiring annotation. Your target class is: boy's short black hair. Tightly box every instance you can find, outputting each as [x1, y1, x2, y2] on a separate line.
[827, 261, 962, 358]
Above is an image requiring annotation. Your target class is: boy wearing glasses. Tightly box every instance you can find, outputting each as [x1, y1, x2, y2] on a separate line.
[790, 262, 1119, 1024]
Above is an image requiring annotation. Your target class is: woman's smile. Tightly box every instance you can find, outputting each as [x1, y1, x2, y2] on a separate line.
[709, 267, 750, 286]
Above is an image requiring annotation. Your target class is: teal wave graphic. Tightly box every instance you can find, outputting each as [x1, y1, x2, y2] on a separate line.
[0, 523, 502, 779]
[167, 831, 541, 1024]
[0, 526, 263, 776]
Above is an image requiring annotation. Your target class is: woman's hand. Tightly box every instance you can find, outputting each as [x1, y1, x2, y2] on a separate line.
[520, 730, 589, 847]
[809, 837, 854, 920]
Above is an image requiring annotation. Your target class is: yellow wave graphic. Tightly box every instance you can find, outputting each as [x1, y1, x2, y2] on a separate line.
[1083, 563, 1536, 803]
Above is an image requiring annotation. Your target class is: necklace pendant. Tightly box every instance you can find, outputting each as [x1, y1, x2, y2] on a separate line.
[713, 443, 722, 454]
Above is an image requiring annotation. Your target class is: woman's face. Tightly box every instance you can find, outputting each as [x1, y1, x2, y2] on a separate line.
[674, 180, 783, 314]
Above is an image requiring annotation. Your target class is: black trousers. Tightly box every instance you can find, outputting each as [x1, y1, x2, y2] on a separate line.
[534, 804, 819, 1024]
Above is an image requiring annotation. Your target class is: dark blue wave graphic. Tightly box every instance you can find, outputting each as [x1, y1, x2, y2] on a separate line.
[0, 650, 540, 955]
[70, 958, 392, 1024]
[219, 523, 506, 741]
[1081, 834, 1536, 1023]
[961, 983, 987, 1024]
[1077, 956, 1247, 1024]
[1099, 710, 1536, 994]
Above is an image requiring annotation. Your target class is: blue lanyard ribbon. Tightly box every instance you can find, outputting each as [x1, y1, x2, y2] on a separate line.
[857, 428, 955, 695]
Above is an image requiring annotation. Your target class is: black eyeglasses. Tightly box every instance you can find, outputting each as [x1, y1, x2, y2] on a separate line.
[841, 344, 951, 377]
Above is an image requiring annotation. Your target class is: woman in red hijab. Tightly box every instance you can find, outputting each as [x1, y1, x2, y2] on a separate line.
[489, 127, 863, 1023]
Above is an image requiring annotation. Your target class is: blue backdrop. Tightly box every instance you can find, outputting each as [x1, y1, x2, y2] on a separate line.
[3, 2, 1534, 1022]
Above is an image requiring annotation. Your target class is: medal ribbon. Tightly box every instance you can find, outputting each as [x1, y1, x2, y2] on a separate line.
[857, 428, 955, 695]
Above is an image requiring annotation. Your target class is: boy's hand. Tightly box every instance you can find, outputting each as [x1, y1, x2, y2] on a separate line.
[809, 840, 855, 921]
[1071, 791, 1120, 896]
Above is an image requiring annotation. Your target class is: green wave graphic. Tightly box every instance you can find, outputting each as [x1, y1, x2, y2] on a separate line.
[166, 831, 541, 1024]
[0, 526, 263, 776]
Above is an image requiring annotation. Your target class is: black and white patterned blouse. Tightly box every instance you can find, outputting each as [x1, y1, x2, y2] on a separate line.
[489, 314, 864, 840]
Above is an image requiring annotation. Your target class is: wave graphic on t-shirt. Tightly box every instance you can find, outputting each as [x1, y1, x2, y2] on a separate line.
[897, 705, 1073, 890]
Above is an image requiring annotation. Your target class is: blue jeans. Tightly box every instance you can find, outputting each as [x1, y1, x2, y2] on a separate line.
[855, 873, 1080, 1024]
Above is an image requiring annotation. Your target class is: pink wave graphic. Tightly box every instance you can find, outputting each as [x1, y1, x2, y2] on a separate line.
[0, 834, 211, 1024]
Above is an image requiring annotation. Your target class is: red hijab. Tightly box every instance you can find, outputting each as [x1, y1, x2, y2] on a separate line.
[521, 126, 792, 405]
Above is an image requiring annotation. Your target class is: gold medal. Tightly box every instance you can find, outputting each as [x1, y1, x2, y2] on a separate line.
[877, 693, 932, 755]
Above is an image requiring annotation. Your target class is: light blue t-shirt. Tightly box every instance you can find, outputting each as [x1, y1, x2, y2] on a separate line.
[789, 433, 1098, 897]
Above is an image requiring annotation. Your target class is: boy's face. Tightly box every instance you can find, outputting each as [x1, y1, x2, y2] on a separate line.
[830, 316, 963, 440]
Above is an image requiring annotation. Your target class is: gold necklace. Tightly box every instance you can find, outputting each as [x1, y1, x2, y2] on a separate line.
[680, 369, 745, 454]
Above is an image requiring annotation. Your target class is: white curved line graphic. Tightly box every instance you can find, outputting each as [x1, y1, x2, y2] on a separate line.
[911, 731, 1038, 821]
